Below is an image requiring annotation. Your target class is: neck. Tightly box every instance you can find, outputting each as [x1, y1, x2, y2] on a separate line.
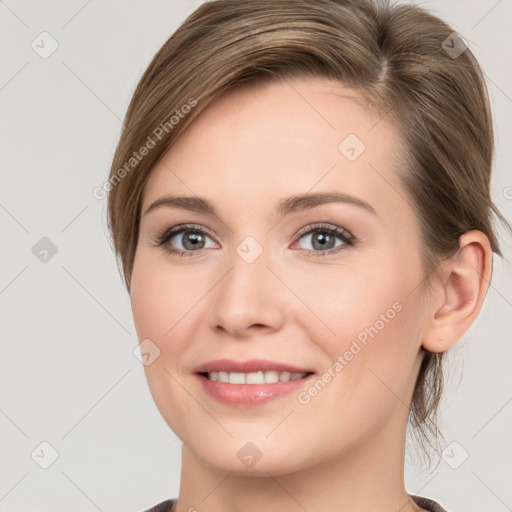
[174, 409, 426, 512]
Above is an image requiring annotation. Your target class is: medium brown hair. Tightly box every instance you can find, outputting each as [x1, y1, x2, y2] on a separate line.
[106, 0, 507, 462]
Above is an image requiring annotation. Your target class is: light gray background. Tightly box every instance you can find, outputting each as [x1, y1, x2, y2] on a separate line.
[1, 1, 511, 511]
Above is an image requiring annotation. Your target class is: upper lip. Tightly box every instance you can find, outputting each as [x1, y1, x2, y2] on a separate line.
[193, 358, 314, 374]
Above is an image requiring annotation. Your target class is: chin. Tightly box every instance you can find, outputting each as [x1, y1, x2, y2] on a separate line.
[185, 436, 312, 476]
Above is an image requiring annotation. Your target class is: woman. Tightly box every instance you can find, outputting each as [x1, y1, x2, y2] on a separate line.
[106, 1, 508, 510]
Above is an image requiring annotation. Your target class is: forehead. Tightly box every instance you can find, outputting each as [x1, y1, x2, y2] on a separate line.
[142, 77, 406, 218]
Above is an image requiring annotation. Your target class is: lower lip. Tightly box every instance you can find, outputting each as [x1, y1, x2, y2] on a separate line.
[195, 373, 315, 407]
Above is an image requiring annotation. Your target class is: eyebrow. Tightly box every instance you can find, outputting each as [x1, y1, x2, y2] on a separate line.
[143, 192, 377, 217]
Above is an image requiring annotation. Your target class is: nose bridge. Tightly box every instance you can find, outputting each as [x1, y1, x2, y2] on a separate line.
[208, 234, 284, 335]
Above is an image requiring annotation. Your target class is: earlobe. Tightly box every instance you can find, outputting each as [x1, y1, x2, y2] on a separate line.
[422, 231, 492, 354]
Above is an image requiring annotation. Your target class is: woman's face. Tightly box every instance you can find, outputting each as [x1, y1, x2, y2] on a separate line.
[131, 77, 431, 474]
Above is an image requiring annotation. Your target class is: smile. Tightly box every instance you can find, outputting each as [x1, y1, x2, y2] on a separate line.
[203, 370, 311, 384]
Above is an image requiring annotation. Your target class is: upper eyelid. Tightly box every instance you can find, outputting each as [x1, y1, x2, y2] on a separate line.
[295, 223, 351, 237]
[164, 223, 216, 237]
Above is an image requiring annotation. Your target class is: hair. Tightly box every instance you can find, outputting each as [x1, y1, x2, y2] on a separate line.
[106, 0, 508, 464]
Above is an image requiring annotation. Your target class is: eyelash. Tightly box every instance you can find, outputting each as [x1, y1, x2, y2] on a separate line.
[152, 223, 356, 258]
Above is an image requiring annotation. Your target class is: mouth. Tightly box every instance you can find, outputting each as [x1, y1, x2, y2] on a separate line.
[199, 370, 313, 384]
[193, 359, 316, 407]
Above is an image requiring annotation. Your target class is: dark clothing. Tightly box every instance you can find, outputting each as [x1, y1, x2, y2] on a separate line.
[142, 494, 449, 511]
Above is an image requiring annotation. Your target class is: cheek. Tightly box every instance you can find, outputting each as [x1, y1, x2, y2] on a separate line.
[288, 251, 414, 352]
[130, 255, 204, 438]
[291, 251, 423, 409]
[294, 307, 422, 452]
[130, 253, 203, 348]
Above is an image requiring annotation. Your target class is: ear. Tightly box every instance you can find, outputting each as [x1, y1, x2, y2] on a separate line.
[422, 230, 493, 353]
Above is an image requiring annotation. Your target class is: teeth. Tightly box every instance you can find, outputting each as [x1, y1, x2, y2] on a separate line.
[229, 372, 246, 384]
[206, 370, 308, 384]
[246, 371, 264, 384]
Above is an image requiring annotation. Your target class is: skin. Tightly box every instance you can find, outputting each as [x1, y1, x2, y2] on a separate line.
[130, 77, 492, 512]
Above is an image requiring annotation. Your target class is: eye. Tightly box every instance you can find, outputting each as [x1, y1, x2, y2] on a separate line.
[153, 224, 218, 257]
[153, 222, 355, 258]
[292, 223, 355, 257]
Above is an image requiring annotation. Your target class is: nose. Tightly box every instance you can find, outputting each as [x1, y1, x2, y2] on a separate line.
[207, 244, 286, 339]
